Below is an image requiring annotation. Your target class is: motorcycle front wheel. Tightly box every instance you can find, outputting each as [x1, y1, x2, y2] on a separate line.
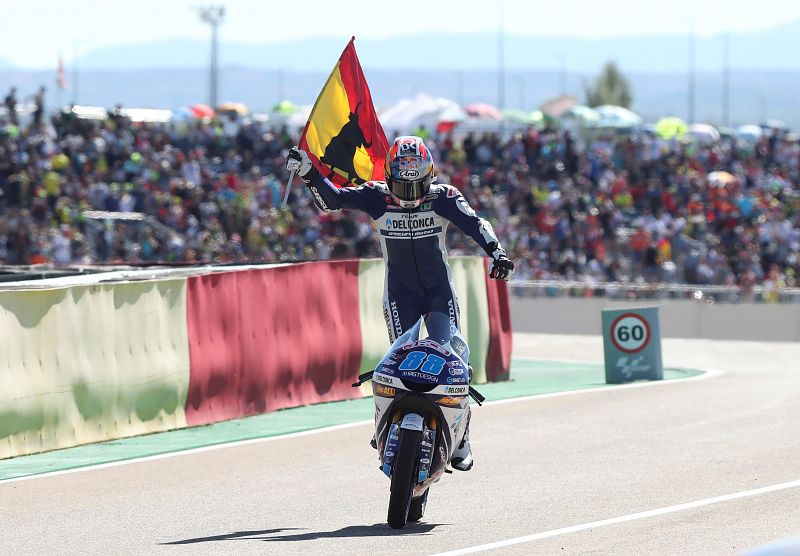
[408, 488, 429, 522]
[387, 427, 421, 529]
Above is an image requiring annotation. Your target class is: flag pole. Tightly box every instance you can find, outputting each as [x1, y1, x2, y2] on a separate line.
[281, 169, 296, 209]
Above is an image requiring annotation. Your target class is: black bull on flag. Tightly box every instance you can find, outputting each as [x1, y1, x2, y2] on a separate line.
[319, 103, 372, 185]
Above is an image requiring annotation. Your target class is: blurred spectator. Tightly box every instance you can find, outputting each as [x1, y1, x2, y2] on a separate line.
[32, 86, 46, 127]
[4, 87, 18, 125]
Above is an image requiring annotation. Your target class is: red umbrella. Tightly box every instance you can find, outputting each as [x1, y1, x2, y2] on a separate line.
[464, 102, 502, 120]
[190, 104, 215, 118]
[436, 121, 459, 134]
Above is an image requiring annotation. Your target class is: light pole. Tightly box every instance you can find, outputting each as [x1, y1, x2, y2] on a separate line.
[722, 33, 730, 127]
[197, 5, 225, 109]
[497, 0, 505, 112]
[688, 18, 696, 123]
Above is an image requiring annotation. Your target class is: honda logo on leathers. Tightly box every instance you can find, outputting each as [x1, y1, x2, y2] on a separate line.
[390, 300, 402, 337]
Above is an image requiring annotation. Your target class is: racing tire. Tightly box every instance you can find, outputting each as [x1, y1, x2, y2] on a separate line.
[407, 489, 429, 522]
[387, 427, 421, 529]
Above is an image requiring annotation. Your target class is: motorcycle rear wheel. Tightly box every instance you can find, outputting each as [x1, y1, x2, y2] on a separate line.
[387, 427, 421, 529]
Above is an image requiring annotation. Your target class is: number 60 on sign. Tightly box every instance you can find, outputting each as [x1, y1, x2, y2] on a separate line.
[610, 313, 651, 353]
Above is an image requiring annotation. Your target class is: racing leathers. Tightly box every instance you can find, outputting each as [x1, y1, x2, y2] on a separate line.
[301, 168, 506, 342]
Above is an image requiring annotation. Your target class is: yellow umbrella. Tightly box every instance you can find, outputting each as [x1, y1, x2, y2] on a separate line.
[655, 116, 688, 140]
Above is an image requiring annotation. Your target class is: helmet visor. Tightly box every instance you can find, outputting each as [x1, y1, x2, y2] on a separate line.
[389, 177, 428, 202]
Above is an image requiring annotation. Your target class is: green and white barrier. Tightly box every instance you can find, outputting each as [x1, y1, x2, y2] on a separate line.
[0, 280, 191, 458]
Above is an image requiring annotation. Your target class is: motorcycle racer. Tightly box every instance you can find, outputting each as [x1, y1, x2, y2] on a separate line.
[286, 135, 514, 470]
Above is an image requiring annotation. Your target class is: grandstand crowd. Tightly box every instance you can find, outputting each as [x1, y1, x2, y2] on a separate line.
[0, 101, 797, 291]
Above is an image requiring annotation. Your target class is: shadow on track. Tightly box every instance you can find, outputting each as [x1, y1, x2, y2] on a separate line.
[162, 523, 446, 544]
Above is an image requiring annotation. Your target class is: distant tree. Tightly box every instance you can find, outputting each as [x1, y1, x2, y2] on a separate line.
[584, 62, 633, 108]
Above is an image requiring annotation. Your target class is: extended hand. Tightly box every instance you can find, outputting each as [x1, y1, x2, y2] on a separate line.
[286, 147, 312, 177]
[489, 249, 514, 280]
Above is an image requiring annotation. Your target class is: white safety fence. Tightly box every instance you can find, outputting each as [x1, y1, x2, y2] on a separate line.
[509, 280, 800, 305]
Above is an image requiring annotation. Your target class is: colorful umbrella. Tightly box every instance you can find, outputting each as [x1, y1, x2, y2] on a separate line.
[594, 105, 642, 128]
[380, 94, 463, 133]
[655, 116, 688, 140]
[763, 119, 787, 131]
[218, 102, 249, 115]
[736, 124, 763, 142]
[190, 104, 215, 119]
[436, 104, 468, 133]
[501, 108, 541, 125]
[688, 123, 720, 144]
[464, 102, 503, 121]
[272, 100, 298, 115]
[437, 104, 467, 124]
[171, 107, 194, 122]
[380, 93, 443, 131]
[566, 105, 601, 125]
[540, 94, 577, 118]
[530, 110, 546, 125]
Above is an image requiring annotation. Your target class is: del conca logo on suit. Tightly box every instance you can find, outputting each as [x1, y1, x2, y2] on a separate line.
[384, 217, 435, 230]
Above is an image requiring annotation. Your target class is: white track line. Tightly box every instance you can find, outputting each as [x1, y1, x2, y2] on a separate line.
[0, 363, 718, 484]
[487, 364, 721, 409]
[433, 479, 800, 556]
[0, 421, 370, 484]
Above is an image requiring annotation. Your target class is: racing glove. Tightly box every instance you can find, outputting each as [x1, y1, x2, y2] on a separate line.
[286, 147, 313, 177]
[488, 247, 514, 280]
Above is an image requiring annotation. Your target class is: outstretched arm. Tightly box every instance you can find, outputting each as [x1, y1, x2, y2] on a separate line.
[287, 147, 385, 218]
[434, 186, 501, 253]
[435, 185, 515, 280]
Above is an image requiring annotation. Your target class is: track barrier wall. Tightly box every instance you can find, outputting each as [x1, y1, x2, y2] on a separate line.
[449, 256, 492, 384]
[484, 259, 513, 382]
[0, 280, 190, 459]
[185, 261, 364, 426]
[0, 257, 511, 458]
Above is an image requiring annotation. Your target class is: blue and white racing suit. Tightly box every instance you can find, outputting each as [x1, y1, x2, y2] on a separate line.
[303, 173, 504, 342]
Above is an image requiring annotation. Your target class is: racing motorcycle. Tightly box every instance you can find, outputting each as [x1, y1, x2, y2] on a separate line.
[352, 313, 485, 529]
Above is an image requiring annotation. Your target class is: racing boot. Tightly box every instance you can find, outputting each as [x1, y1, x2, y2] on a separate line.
[451, 408, 473, 471]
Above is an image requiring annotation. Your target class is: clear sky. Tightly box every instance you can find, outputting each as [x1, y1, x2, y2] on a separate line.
[3, 0, 800, 68]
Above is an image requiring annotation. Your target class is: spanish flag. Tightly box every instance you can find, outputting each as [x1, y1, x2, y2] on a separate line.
[299, 37, 389, 187]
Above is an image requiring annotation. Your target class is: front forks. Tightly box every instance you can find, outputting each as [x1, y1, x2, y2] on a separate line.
[382, 413, 437, 485]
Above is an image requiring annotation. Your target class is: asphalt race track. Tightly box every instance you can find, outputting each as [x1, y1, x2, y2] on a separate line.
[1, 334, 798, 555]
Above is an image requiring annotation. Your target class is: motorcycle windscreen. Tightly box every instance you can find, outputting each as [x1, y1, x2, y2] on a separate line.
[376, 313, 470, 369]
[375, 318, 424, 370]
[391, 318, 423, 351]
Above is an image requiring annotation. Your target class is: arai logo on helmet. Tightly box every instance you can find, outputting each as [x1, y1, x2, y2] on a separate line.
[398, 169, 420, 179]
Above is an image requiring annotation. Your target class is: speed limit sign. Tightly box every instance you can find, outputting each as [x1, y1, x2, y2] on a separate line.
[610, 313, 651, 353]
[602, 307, 662, 383]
